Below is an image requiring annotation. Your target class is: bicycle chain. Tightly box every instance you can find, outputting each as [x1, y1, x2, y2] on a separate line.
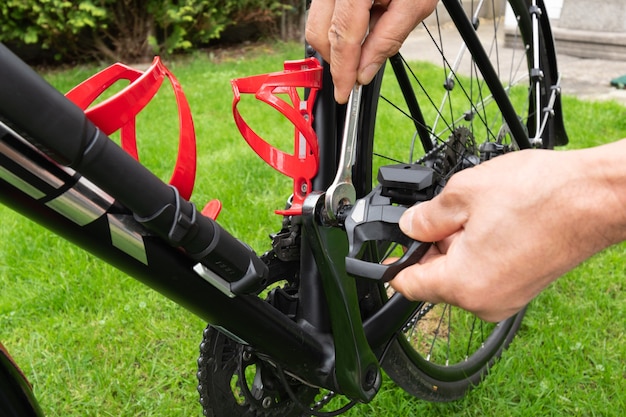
[402, 302, 436, 333]
[311, 390, 337, 411]
[415, 140, 448, 165]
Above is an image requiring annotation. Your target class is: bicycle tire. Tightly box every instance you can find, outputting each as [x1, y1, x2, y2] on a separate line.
[352, 0, 565, 401]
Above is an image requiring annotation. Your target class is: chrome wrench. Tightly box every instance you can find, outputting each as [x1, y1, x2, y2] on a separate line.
[324, 84, 363, 221]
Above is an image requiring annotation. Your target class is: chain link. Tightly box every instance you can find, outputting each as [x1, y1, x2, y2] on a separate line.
[402, 302, 436, 333]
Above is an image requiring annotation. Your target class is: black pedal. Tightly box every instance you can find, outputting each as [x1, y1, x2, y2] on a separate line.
[343, 164, 437, 281]
[377, 164, 435, 205]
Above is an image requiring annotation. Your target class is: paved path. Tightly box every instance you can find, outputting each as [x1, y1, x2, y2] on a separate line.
[400, 25, 626, 106]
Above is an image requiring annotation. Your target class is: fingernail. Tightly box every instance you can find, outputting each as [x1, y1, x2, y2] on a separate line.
[358, 63, 381, 85]
[399, 207, 414, 235]
[334, 88, 350, 105]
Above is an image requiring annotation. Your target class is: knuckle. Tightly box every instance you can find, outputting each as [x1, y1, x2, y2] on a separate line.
[443, 172, 470, 193]
[305, 28, 323, 49]
[373, 34, 403, 56]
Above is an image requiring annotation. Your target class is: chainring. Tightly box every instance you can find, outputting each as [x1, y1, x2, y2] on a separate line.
[197, 325, 319, 417]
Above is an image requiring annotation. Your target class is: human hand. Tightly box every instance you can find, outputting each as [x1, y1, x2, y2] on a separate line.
[389, 142, 626, 322]
[306, 0, 439, 103]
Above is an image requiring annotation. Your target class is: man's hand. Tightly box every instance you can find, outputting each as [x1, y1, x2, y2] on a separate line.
[390, 141, 626, 322]
[306, 0, 439, 103]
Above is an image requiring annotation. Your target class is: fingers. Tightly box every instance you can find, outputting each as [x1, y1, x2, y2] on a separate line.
[390, 257, 522, 323]
[306, 0, 335, 62]
[306, 0, 372, 103]
[389, 252, 451, 306]
[358, 0, 438, 85]
[328, 0, 371, 103]
[306, 0, 438, 104]
[355, 5, 406, 86]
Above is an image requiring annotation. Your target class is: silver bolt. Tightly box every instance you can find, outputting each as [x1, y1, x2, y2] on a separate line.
[262, 396, 273, 408]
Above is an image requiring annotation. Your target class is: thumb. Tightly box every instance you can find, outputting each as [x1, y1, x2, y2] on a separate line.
[389, 254, 451, 305]
[399, 195, 468, 242]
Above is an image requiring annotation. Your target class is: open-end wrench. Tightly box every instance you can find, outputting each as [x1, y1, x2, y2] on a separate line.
[324, 83, 363, 221]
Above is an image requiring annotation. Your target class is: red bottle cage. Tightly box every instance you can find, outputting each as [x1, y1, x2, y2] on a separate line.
[65, 57, 197, 200]
[231, 57, 322, 216]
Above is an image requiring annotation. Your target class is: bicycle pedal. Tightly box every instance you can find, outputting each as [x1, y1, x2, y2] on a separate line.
[344, 164, 436, 281]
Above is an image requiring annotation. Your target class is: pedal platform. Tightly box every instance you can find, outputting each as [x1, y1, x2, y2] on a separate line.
[343, 164, 437, 281]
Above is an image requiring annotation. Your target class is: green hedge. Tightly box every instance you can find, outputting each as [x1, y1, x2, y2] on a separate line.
[0, 0, 301, 62]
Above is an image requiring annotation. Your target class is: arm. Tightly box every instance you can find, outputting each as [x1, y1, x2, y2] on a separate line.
[390, 140, 626, 322]
[306, 0, 439, 103]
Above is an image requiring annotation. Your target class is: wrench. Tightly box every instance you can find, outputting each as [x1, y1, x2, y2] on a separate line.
[324, 83, 363, 221]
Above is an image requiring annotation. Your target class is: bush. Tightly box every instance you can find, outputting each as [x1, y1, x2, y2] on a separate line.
[0, 0, 301, 63]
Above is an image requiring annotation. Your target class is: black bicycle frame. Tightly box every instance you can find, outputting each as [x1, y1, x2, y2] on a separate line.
[0, 0, 565, 406]
[0, 42, 336, 392]
[0, 40, 396, 401]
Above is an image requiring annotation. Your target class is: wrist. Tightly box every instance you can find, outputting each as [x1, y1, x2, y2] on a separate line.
[576, 139, 626, 246]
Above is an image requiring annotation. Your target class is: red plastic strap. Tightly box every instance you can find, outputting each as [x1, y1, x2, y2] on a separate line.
[231, 58, 322, 215]
[65, 57, 196, 200]
[201, 199, 223, 220]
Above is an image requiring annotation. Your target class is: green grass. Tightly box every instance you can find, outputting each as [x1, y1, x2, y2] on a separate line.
[1, 41, 625, 416]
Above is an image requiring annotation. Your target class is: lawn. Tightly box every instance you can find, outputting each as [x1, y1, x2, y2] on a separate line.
[1, 41, 625, 416]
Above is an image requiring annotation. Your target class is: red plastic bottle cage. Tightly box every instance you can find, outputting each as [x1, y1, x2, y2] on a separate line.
[65, 57, 197, 201]
[231, 57, 323, 216]
[65, 56, 322, 218]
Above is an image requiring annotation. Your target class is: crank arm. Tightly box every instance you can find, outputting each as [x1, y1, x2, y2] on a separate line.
[302, 191, 381, 402]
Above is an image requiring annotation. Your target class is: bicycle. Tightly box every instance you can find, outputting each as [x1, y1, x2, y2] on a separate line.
[0, 0, 568, 415]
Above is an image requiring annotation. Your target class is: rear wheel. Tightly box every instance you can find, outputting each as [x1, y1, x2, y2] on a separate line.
[354, 0, 564, 401]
